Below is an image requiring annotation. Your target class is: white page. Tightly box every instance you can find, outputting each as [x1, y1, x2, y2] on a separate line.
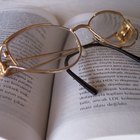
[47, 13, 140, 140]
[0, 5, 64, 140]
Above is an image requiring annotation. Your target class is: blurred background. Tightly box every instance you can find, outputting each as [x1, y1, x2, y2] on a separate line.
[0, 0, 139, 24]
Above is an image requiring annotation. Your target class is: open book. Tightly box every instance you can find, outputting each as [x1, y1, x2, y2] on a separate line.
[0, 5, 140, 140]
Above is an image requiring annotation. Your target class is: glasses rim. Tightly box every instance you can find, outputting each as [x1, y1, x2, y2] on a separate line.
[88, 10, 138, 48]
[0, 24, 83, 76]
[72, 10, 138, 48]
[65, 41, 140, 95]
[0, 10, 138, 78]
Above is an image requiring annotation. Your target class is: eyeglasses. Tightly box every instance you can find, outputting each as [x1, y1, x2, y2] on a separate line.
[0, 10, 138, 94]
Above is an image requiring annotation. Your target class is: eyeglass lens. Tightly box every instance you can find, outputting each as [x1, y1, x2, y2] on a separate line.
[5, 26, 80, 72]
[89, 11, 138, 47]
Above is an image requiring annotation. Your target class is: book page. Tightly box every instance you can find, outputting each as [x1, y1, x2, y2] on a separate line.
[47, 13, 140, 140]
[0, 6, 63, 140]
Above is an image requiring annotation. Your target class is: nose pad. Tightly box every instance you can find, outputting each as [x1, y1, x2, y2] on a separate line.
[115, 21, 135, 44]
[81, 47, 87, 57]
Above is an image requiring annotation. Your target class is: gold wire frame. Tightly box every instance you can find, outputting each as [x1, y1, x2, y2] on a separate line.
[71, 10, 138, 48]
[0, 24, 82, 76]
[0, 10, 138, 77]
[88, 10, 138, 48]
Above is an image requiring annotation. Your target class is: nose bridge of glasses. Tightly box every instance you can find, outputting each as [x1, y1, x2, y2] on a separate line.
[72, 24, 89, 32]
[72, 23, 106, 44]
[72, 24, 97, 46]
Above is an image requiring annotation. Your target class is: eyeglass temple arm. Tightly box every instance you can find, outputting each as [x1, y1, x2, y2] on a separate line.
[66, 69, 98, 95]
[87, 42, 140, 63]
[84, 42, 140, 63]
[65, 42, 140, 96]
[65, 44, 99, 95]
[104, 44, 140, 63]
